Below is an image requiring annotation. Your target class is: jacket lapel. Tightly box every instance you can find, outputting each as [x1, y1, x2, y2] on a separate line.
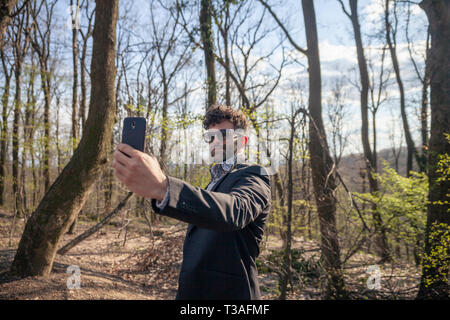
[209, 162, 245, 191]
[209, 169, 232, 191]
[186, 163, 242, 236]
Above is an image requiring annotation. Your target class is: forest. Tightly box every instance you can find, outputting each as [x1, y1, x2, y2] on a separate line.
[0, 0, 449, 301]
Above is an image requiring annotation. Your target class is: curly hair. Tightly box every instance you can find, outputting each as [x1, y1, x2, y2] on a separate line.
[202, 104, 250, 133]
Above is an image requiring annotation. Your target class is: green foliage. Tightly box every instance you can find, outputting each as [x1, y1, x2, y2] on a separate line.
[436, 152, 450, 184]
[421, 134, 450, 288]
[435, 133, 450, 207]
[125, 103, 147, 114]
[190, 167, 211, 188]
[265, 199, 283, 236]
[174, 110, 203, 128]
[266, 199, 313, 238]
[421, 222, 450, 288]
[354, 163, 428, 251]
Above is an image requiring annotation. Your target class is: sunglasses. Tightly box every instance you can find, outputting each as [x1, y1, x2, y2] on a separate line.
[203, 129, 240, 144]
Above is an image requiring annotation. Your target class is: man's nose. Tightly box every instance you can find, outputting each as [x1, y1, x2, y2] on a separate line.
[210, 141, 220, 149]
[210, 135, 223, 145]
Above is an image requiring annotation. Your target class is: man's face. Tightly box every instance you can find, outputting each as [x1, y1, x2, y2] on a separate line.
[206, 120, 247, 162]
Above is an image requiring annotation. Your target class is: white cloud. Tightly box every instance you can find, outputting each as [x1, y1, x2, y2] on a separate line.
[320, 40, 357, 64]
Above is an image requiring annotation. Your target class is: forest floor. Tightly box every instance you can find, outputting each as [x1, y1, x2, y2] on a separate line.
[0, 208, 421, 300]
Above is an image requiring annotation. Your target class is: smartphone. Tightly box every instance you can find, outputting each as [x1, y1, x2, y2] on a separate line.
[121, 117, 147, 157]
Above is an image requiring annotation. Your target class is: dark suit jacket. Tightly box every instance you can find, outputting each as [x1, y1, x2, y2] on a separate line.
[151, 163, 271, 300]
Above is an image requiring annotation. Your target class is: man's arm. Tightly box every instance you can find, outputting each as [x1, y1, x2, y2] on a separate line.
[151, 166, 271, 232]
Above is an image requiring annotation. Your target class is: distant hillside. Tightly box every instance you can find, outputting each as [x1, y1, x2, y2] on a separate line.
[337, 146, 420, 192]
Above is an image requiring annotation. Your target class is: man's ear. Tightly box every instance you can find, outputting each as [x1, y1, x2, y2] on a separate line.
[242, 135, 248, 147]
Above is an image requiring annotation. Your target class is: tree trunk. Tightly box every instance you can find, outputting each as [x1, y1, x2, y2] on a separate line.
[159, 70, 168, 167]
[21, 114, 28, 216]
[68, 48, 100, 234]
[217, 2, 231, 106]
[103, 134, 115, 213]
[80, 40, 88, 134]
[79, 1, 93, 135]
[28, 56, 37, 210]
[55, 95, 62, 175]
[420, 29, 431, 172]
[0, 51, 12, 206]
[10, 0, 119, 277]
[71, 0, 79, 153]
[279, 112, 297, 300]
[21, 57, 36, 217]
[385, 0, 420, 176]
[302, 0, 346, 299]
[0, 0, 18, 46]
[200, 0, 216, 110]
[39, 60, 51, 192]
[417, 0, 450, 300]
[347, 0, 391, 262]
[80, 32, 90, 134]
[224, 23, 230, 106]
[9, 4, 31, 214]
[28, 1, 56, 193]
[13, 62, 23, 218]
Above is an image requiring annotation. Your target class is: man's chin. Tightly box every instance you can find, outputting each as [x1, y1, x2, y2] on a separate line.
[209, 150, 222, 161]
[211, 154, 235, 163]
[211, 155, 224, 163]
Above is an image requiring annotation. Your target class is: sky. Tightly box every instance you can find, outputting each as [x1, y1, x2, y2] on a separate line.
[257, 0, 429, 156]
[11, 0, 430, 164]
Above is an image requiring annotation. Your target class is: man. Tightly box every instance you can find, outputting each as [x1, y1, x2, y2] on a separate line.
[112, 105, 272, 299]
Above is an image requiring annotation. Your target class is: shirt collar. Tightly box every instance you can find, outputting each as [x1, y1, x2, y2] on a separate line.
[210, 151, 244, 179]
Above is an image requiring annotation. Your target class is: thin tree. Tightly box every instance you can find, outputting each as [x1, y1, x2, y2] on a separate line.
[26, 54, 38, 209]
[28, 0, 57, 193]
[200, 0, 216, 109]
[0, 43, 14, 206]
[70, 0, 80, 153]
[212, 0, 243, 106]
[10, 0, 119, 277]
[325, 77, 349, 167]
[260, 0, 347, 298]
[405, 1, 430, 173]
[388, 109, 404, 174]
[384, 0, 421, 176]
[338, 0, 391, 262]
[10, 1, 31, 218]
[279, 103, 303, 300]
[68, 0, 94, 234]
[151, 1, 192, 166]
[78, 0, 94, 134]
[21, 54, 38, 216]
